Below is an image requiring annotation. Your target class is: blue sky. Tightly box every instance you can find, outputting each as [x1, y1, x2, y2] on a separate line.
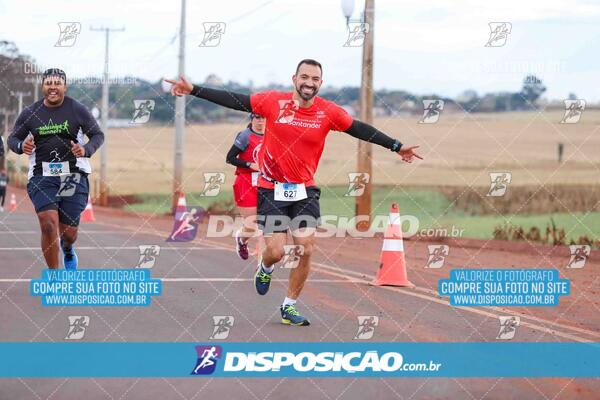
[2, 0, 600, 101]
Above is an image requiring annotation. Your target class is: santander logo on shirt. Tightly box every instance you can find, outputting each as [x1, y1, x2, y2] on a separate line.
[275, 100, 299, 124]
[250, 90, 353, 187]
[275, 99, 322, 129]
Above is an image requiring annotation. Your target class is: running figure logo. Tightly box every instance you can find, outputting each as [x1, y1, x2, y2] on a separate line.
[496, 316, 520, 340]
[191, 345, 222, 375]
[560, 99, 586, 124]
[50, 149, 60, 162]
[167, 208, 204, 242]
[131, 100, 155, 124]
[275, 100, 299, 124]
[199, 22, 226, 47]
[55, 22, 81, 47]
[345, 173, 370, 197]
[344, 21, 370, 47]
[487, 172, 512, 197]
[47, 149, 68, 176]
[200, 173, 225, 197]
[58, 173, 81, 197]
[209, 316, 234, 340]
[425, 245, 449, 269]
[354, 316, 379, 340]
[137, 245, 161, 269]
[485, 22, 512, 47]
[280, 245, 304, 269]
[419, 100, 444, 124]
[566, 245, 591, 269]
[65, 316, 89, 340]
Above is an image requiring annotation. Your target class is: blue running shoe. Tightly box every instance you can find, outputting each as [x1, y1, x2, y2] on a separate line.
[280, 304, 310, 326]
[61, 240, 78, 270]
[254, 263, 272, 295]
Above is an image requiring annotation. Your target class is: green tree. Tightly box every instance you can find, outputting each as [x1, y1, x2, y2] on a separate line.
[520, 75, 546, 109]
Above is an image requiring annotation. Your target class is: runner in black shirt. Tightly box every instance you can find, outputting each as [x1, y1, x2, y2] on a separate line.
[7, 68, 104, 270]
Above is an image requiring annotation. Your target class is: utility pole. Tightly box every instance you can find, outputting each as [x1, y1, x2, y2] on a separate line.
[15, 91, 31, 114]
[13, 91, 31, 183]
[0, 109, 10, 136]
[25, 74, 39, 102]
[33, 81, 39, 102]
[172, 0, 186, 213]
[356, 0, 374, 231]
[91, 26, 124, 206]
[0, 108, 15, 171]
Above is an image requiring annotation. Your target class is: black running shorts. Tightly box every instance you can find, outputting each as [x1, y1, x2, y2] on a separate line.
[257, 186, 321, 234]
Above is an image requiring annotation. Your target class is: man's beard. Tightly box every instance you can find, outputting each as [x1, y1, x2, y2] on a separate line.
[296, 84, 318, 101]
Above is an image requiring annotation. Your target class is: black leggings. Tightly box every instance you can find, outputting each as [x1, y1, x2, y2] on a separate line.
[0, 189, 5, 207]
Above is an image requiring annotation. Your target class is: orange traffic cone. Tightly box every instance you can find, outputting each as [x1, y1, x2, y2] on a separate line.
[174, 192, 187, 221]
[81, 196, 96, 222]
[9, 194, 17, 212]
[371, 203, 414, 287]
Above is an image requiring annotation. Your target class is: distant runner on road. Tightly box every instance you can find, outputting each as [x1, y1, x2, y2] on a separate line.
[225, 113, 265, 260]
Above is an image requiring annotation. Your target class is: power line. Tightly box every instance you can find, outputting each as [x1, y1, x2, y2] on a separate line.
[90, 26, 125, 206]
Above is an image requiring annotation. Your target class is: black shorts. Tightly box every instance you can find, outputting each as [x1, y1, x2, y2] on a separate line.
[27, 174, 89, 226]
[257, 186, 321, 233]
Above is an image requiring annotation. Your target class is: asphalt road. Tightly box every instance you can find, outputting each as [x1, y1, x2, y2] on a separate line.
[0, 205, 598, 399]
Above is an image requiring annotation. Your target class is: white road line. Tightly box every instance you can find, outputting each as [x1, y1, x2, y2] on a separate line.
[0, 231, 129, 234]
[164, 278, 358, 283]
[203, 238, 600, 343]
[0, 278, 357, 283]
[310, 263, 595, 343]
[310, 261, 600, 340]
[0, 247, 219, 251]
[90, 220, 600, 342]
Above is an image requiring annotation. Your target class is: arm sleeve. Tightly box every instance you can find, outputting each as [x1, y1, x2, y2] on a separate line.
[190, 85, 251, 112]
[249, 91, 277, 118]
[225, 144, 250, 168]
[343, 120, 401, 151]
[74, 101, 105, 157]
[7, 109, 31, 154]
[233, 130, 250, 151]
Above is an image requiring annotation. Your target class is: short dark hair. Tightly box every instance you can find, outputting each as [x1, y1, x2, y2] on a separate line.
[42, 68, 66, 84]
[295, 59, 322, 76]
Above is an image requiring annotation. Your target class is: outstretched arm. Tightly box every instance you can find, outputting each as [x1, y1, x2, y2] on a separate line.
[164, 76, 251, 112]
[343, 119, 422, 163]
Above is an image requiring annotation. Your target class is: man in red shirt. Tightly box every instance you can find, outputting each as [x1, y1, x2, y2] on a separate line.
[165, 59, 422, 326]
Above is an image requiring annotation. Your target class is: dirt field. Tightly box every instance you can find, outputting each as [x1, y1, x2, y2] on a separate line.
[7, 111, 598, 195]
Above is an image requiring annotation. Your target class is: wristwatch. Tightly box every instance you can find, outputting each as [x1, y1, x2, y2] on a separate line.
[390, 139, 402, 152]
